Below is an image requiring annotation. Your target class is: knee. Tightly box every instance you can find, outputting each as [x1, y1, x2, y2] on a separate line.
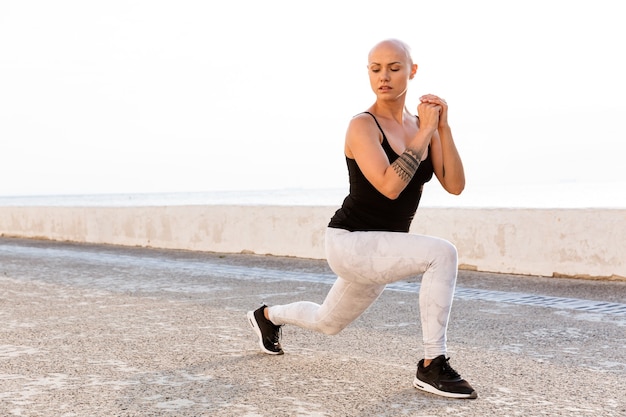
[442, 239, 458, 261]
[432, 238, 458, 265]
[316, 320, 346, 336]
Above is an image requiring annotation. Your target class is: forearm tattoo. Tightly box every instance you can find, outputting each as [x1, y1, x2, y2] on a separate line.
[392, 148, 422, 183]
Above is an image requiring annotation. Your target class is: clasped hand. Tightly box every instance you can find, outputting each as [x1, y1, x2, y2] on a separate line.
[418, 94, 448, 129]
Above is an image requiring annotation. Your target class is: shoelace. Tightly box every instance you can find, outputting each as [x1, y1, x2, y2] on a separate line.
[271, 325, 282, 346]
[440, 357, 461, 379]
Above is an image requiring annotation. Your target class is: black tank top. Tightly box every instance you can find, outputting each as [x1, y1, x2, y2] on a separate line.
[328, 112, 434, 232]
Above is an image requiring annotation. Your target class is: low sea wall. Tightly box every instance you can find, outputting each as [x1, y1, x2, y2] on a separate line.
[0, 205, 624, 280]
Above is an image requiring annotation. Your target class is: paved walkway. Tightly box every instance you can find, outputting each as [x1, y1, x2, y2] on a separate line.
[0, 237, 624, 416]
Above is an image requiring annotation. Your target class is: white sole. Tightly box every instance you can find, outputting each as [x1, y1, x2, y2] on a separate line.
[247, 310, 283, 355]
[413, 377, 477, 399]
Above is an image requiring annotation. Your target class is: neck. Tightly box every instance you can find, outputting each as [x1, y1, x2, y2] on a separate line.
[370, 101, 409, 123]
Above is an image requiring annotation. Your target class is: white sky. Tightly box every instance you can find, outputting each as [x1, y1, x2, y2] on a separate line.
[1, 0, 624, 197]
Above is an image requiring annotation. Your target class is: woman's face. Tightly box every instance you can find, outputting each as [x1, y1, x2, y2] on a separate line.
[367, 41, 416, 101]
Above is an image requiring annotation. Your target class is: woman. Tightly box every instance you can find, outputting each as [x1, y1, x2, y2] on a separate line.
[248, 39, 477, 399]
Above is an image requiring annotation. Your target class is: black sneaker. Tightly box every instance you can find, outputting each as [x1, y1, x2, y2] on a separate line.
[247, 305, 284, 355]
[413, 355, 477, 399]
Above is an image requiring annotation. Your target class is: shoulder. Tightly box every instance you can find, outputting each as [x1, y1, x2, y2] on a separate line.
[347, 112, 380, 137]
[344, 112, 384, 158]
[350, 111, 375, 126]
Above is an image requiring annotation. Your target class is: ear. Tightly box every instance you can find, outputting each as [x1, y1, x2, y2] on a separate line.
[409, 63, 418, 79]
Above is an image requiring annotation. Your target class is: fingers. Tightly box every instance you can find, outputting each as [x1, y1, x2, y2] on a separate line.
[420, 94, 447, 119]
[418, 101, 442, 114]
[420, 94, 447, 106]
[418, 94, 448, 128]
[417, 101, 442, 126]
[417, 101, 440, 112]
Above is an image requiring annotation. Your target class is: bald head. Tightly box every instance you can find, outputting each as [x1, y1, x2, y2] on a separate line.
[368, 39, 414, 66]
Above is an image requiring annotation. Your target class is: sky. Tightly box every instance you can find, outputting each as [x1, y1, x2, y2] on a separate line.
[1, 0, 625, 199]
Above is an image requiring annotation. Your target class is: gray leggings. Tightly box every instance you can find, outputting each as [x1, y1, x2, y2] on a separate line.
[267, 227, 458, 359]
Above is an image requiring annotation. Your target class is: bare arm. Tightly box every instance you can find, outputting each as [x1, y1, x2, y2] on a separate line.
[422, 94, 465, 195]
[345, 102, 441, 200]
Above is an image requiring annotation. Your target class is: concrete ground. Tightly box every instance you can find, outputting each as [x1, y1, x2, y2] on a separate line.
[0, 237, 624, 417]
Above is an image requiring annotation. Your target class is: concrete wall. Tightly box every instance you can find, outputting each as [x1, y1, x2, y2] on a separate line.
[0, 205, 624, 280]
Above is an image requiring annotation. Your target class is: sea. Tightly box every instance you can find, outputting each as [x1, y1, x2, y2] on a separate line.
[0, 180, 624, 209]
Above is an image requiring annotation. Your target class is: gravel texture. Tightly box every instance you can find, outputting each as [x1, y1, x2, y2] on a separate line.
[0, 237, 624, 416]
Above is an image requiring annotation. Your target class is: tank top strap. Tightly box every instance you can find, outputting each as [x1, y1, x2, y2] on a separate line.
[360, 111, 385, 136]
[359, 111, 396, 158]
